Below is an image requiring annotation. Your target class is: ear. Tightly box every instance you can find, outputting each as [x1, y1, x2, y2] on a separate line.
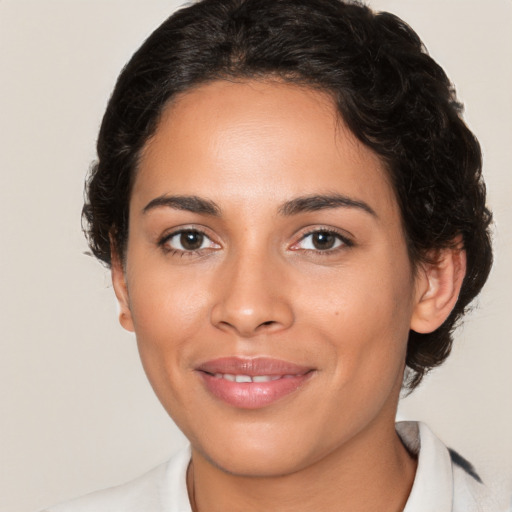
[111, 245, 135, 332]
[410, 241, 467, 334]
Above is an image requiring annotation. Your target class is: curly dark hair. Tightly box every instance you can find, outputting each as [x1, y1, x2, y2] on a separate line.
[83, 0, 492, 389]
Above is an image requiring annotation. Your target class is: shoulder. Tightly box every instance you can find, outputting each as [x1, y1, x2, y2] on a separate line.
[40, 445, 192, 512]
[397, 421, 495, 512]
[450, 449, 504, 512]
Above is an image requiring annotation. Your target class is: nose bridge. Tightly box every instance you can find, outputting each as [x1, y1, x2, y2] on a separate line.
[210, 240, 293, 336]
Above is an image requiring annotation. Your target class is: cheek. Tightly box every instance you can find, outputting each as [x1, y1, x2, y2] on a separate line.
[301, 255, 415, 375]
[125, 269, 213, 418]
[128, 259, 209, 325]
[126, 263, 214, 376]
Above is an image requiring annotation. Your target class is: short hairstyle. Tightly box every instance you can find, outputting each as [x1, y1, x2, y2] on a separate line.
[83, 0, 493, 389]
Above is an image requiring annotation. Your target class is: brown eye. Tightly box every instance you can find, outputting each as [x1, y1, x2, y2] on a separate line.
[162, 229, 220, 254]
[180, 231, 204, 250]
[291, 229, 349, 252]
[311, 232, 337, 250]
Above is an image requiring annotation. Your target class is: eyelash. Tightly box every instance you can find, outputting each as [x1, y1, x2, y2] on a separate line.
[291, 228, 354, 254]
[157, 227, 353, 257]
[158, 228, 220, 257]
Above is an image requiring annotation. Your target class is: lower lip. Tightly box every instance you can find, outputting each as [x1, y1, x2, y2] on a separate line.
[199, 372, 313, 409]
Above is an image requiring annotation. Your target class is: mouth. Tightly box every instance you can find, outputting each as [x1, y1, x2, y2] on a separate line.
[208, 373, 296, 382]
[196, 357, 315, 409]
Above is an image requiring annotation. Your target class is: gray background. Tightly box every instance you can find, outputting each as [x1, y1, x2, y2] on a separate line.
[1, 1, 511, 511]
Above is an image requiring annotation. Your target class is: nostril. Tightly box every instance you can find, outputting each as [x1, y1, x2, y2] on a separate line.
[256, 320, 279, 331]
[210, 296, 294, 336]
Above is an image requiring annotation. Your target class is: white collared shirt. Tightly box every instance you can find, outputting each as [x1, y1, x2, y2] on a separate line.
[42, 421, 496, 512]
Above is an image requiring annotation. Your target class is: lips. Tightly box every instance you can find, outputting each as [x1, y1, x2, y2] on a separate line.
[196, 357, 314, 409]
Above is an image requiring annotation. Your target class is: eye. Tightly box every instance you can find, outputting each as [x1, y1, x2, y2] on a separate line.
[291, 229, 352, 252]
[161, 229, 220, 254]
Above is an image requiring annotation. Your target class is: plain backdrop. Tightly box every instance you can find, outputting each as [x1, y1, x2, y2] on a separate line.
[0, 1, 511, 511]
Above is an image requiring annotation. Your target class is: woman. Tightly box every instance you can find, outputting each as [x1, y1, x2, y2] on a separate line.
[43, 0, 495, 510]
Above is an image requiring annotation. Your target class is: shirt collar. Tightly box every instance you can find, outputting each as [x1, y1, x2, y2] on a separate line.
[164, 422, 455, 512]
[398, 421, 454, 512]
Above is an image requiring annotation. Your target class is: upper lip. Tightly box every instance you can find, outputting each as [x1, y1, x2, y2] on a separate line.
[196, 357, 313, 376]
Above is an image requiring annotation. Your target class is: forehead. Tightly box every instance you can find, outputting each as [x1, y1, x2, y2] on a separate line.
[134, 80, 398, 218]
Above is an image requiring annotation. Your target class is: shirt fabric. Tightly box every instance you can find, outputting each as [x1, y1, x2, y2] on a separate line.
[42, 421, 494, 512]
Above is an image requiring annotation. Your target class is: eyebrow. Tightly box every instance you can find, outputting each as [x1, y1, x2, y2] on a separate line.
[278, 193, 377, 218]
[143, 195, 221, 216]
[142, 193, 377, 218]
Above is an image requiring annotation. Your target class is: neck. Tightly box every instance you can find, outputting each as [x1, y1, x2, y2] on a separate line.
[187, 418, 416, 512]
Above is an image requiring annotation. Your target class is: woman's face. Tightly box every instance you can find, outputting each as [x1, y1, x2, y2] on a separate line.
[114, 80, 425, 477]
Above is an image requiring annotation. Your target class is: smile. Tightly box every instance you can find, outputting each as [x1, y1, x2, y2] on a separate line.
[196, 357, 314, 409]
[210, 373, 296, 382]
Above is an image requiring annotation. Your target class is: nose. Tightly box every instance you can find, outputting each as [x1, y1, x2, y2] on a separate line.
[210, 250, 294, 337]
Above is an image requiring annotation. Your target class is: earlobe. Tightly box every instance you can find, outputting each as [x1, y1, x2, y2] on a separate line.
[410, 243, 467, 334]
[111, 248, 135, 333]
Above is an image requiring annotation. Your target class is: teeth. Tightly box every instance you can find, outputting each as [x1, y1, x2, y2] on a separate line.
[252, 375, 272, 383]
[253, 375, 281, 382]
[211, 373, 287, 382]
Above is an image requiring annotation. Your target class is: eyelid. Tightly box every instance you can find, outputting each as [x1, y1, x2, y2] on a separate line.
[289, 226, 354, 252]
[158, 225, 221, 254]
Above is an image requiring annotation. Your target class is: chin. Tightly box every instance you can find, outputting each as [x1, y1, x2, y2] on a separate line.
[187, 417, 340, 478]
[198, 444, 312, 478]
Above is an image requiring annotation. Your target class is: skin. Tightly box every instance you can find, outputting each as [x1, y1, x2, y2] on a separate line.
[112, 80, 466, 512]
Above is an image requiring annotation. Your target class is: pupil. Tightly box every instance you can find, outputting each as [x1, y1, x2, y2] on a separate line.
[180, 231, 203, 250]
[313, 232, 335, 250]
